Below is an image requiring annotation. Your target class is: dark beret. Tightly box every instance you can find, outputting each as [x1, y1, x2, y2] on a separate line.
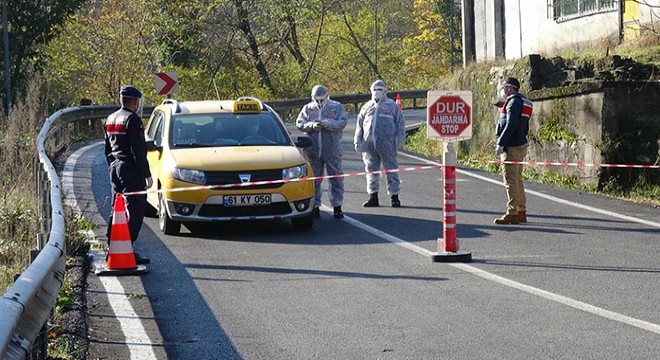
[120, 85, 142, 98]
[503, 77, 520, 89]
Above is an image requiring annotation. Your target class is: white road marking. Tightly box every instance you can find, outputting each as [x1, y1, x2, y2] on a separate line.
[329, 206, 660, 335]
[63, 143, 157, 360]
[331, 151, 660, 334]
[100, 277, 158, 358]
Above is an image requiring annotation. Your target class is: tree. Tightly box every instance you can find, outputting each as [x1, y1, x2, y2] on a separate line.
[0, 0, 84, 110]
[400, 0, 461, 88]
[42, 0, 163, 105]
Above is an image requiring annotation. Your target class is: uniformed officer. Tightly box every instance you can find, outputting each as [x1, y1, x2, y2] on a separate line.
[104, 85, 152, 264]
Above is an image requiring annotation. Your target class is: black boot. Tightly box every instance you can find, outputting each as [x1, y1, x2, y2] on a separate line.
[333, 206, 344, 219]
[362, 192, 379, 207]
[313, 207, 321, 218]
[391, 194, 401, 208]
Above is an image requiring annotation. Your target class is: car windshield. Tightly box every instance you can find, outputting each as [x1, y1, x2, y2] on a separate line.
[170, 113, 292, 148]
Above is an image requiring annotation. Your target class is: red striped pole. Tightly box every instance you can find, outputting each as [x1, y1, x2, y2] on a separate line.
[432, 142, 471, 262]
[443, 164, 457, 251]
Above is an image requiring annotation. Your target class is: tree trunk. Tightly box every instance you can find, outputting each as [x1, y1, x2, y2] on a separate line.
[233, 0, 275, 93]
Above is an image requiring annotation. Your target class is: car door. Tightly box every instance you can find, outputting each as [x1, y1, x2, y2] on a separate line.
[145, 110, 166, 208]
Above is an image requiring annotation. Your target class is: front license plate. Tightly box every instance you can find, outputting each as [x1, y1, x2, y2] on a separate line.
[223, 194, 271, 207]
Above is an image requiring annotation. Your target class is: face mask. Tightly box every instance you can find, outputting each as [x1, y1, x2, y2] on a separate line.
[314, 96, 327, 108]
[372, 89, 385, 101]
[498, 88, 507, 100]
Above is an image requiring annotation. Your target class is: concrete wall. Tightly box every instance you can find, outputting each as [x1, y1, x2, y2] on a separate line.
[526, 92, 604, 183]
[525, 82, 660, 185]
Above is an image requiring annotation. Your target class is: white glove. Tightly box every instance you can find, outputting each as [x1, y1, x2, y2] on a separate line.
[145, 176, 153, 189]
[312, 122, 323, 131]
[495, 145, 505, 156]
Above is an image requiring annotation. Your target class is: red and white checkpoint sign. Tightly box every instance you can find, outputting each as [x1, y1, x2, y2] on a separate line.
[154, 71, 180, 95]
[427, 90, 473, 141]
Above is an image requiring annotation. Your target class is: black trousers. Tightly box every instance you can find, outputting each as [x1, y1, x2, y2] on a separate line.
[107, 161, 146, 244]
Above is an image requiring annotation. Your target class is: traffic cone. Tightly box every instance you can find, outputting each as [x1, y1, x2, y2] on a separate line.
[95, 193, 147, 276]
[395, 93, 403, 109]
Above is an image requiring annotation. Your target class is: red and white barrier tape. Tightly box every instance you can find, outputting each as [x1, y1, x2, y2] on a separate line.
[124, 165, 442, 196]
[122, 159, 658, 196]
[486, 160, 660, 169]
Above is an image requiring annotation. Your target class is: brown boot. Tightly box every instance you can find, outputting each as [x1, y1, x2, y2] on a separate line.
[517, 211, 527, 223]
[494, 214, 520, 225]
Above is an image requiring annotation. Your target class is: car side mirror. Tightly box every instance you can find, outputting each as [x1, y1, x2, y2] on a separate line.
[145, 140, 162, 153]
[295, 136, 313, 148]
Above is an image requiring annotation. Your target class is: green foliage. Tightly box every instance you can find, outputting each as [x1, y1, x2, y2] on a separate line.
[532, 99, 578, 144]
[42, 0, 162, 106]
[0, 197, 36, 292]
[1, 0, 85, 109]
[64, 209, 93, 257]
[40, 0, 453, 105]
[404, 123, 444, 159]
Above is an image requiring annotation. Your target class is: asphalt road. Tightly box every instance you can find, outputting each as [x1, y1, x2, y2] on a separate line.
[64, 110, 660, 360]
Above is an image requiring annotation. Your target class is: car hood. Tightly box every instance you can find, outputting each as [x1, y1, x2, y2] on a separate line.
[170, 146, 307, 171]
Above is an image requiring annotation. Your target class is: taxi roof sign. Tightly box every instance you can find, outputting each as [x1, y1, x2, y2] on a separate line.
[233, 99, 262, 113]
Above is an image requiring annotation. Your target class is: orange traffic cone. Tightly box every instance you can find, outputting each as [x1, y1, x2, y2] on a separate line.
[395, 93, 403, 109]
[95, 193, 147, 276]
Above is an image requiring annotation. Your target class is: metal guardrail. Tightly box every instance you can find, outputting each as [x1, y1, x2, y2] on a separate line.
[0, 90, 427, 359]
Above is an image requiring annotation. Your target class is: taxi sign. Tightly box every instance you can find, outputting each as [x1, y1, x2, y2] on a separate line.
[233, 100, 262, 113]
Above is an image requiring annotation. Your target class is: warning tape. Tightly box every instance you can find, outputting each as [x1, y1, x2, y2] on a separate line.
[123, 165, 442, 196]
[485, 160, 660, 169]
[122, 159, 658, 197]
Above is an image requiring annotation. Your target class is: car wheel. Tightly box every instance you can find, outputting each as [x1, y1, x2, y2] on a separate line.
[159, 193, 181, 235]
[291, 212, 314, 231]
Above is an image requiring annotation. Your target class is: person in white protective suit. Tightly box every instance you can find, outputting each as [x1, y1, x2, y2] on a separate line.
[296, 85, 349, 219]
[354, 79, 406, 207]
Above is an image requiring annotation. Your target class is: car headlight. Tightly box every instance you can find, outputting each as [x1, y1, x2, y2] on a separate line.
[282, 164, 307, 180]
[172, 167, 206, 184]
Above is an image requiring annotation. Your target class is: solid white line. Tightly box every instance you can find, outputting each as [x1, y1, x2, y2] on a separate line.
[329, 151, 660, 334]
[100, 277, 158, 358]
[400, 152, 660, 229]
[331, 206, 660, 335]
[450, 263, 660, 334]
[63, 143, 157, 360]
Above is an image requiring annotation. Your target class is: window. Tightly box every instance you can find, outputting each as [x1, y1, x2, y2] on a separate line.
[552, 0, 617, 21]
[152, 113, 165, 147]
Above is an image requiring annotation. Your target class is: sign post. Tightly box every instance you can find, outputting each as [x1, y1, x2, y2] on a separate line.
[427, 91, 472, 263]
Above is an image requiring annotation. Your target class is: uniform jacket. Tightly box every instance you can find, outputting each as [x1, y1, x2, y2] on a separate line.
[104, 107, 151, 179]
[496, 93, 533, 147]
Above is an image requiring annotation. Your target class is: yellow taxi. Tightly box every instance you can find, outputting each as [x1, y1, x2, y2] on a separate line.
[144, 97, 315, 235]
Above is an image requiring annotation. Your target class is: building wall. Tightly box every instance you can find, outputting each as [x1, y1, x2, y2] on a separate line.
[472, 0, 660, 61]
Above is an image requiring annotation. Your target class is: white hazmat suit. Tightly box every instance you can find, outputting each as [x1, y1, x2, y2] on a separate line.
[296, 85, 348, 218]
[354, 80, 405, 207]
